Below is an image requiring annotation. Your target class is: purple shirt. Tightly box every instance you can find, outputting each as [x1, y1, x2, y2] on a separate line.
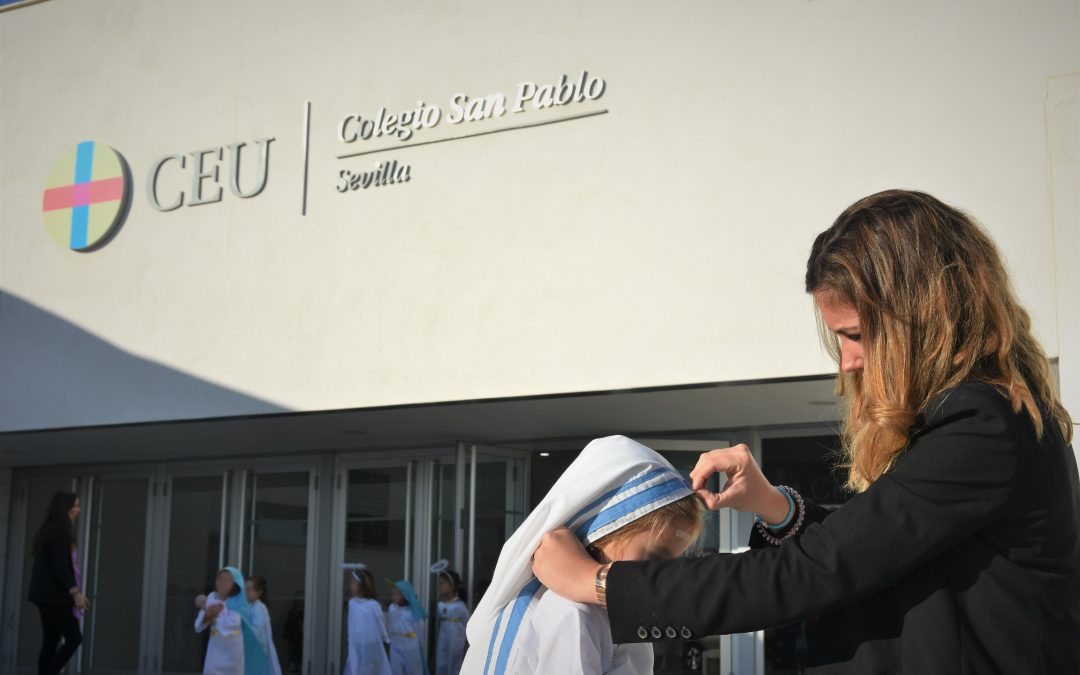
[71, 548, 83, 620]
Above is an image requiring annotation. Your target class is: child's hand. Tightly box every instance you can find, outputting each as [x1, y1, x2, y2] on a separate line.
[194, 594, 208, 609]
[204, 604, 224, 621]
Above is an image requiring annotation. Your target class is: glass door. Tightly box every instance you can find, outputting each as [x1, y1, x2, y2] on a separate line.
[331, 457, 417, 673]
[80, 474, 153, 675]
[459, 443, 530, 608]
[239, 469, 314, 675]
[158, 472, 230, 675]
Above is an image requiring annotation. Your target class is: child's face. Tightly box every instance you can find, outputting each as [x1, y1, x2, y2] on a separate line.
[245, 580, 259, 603]
[348, 577, 362, 597]
[215, 571, 235, 598]
[602, 519, 697, 563]
[438, 577, 454, 597]
[389, 586, 405, 606]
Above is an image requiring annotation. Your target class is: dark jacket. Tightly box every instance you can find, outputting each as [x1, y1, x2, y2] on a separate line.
[28, 526, 78, 606]
[607, 381, 1080, 674]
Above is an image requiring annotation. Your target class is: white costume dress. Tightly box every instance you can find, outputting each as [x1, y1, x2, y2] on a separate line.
[386, 603, 425, 675]
[249, 599, 284, 675]
[195, 594, 243, 675]
[436, 598, 469, 675]
[345, 597, 392, 675]
[460, 435, 693, 675]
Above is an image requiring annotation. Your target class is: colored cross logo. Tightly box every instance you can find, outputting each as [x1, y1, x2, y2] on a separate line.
[42, 141, 130, 251]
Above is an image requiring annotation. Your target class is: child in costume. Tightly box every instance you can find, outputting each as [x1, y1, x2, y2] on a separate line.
[460, 435, 704, 675]
[246, 576, 284, 675]
[433, 564, 469, 675]
[343, 564, 391, 675]
[386, 579, 428, 675]
[194, 566, 272, 675]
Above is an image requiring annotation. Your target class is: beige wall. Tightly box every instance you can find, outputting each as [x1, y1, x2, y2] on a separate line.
[1, 0, 1077, 431]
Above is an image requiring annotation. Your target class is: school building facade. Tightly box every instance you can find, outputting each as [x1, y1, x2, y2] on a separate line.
[0, 1, 1077, 674]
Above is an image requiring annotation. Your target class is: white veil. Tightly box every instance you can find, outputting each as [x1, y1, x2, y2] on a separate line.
[462, 435, 693, 675]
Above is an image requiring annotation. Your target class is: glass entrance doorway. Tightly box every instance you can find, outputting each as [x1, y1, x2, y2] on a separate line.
[329, 445, 530, 674]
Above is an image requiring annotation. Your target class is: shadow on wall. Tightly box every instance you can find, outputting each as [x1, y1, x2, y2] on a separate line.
[0, 290, 287, 433]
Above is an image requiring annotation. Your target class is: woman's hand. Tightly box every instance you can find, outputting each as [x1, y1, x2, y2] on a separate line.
[531, 527, 601, 604]
[690, 444, 790, 523]
[73, 592, 90, 611]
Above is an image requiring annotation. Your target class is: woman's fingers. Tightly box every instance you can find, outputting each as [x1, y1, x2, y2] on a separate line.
[690, 445, 751, 491]
[695, 481, 742, 511]
[690, 448, 730, 490]
[694, 489, 722, 510]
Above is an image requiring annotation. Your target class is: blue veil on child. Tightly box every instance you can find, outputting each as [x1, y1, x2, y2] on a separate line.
[394, 580, 431, 675]
[222, 566, 272, 675]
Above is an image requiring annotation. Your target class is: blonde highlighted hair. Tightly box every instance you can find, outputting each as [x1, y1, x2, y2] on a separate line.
[806, 189, 1073, 492]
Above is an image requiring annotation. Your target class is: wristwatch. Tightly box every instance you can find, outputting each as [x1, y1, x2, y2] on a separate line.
[595, 563, 611, 609]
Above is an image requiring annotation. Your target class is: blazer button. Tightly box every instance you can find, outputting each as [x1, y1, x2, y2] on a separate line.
[637, 626, 648, 639]
[665, 626, 677, 638]
[650, 626, 662, 639]
[680, 626, 693, 639]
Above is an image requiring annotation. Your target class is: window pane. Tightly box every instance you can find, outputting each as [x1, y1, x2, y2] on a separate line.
[82, 477, 149, 672]
[244, 472, 309, 674]
[162, 475, 226, 675]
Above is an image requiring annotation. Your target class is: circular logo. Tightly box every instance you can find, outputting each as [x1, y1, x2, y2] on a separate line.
[42, 141, 130, 251]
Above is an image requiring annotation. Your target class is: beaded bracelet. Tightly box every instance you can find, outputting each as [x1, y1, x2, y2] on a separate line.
[753, 485, 805, 545]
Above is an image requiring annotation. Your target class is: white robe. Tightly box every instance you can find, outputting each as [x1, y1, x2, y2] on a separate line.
[436, 599, 469, 675]
[195, 593, 244, 675]
[249, 599, 284, 675]
[511, 587, 653, 675]
[345, 598, 392, 675]
[386, 603, 425, 675]
[461, 435, 693, 675]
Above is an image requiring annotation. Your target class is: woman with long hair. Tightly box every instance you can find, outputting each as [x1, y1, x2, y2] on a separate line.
[28, 489, 89, 675]
[532, 190, 1080, 674]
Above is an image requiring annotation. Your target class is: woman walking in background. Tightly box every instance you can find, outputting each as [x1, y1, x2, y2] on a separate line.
[28, 490, 89, 675]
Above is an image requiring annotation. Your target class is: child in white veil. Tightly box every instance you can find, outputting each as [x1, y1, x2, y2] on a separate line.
[460, 435, 704, 675]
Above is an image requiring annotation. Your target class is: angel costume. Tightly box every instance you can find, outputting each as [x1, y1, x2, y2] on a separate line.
[460, 435, 694, 675]
[435, 596, 469, 675]
[194, 567, 271, 675]
[345, 596, 392, 675]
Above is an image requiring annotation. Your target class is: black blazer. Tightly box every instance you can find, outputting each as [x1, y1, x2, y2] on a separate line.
[28, 527, 78, 606]
[607, 381, 1080, 674]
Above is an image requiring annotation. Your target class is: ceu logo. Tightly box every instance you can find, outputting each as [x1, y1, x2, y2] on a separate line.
[42, 141, 131, 251]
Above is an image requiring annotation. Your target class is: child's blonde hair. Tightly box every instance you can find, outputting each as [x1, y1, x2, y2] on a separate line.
[589, 494, 704, 558]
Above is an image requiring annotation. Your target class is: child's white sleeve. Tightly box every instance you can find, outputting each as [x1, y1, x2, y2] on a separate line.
[194, 593, 216, 633]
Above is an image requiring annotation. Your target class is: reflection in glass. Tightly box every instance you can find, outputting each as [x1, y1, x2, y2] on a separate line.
[162, 475, 227, 675]
[341, 466, 408, 668]
[243, 471, 310, 674]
